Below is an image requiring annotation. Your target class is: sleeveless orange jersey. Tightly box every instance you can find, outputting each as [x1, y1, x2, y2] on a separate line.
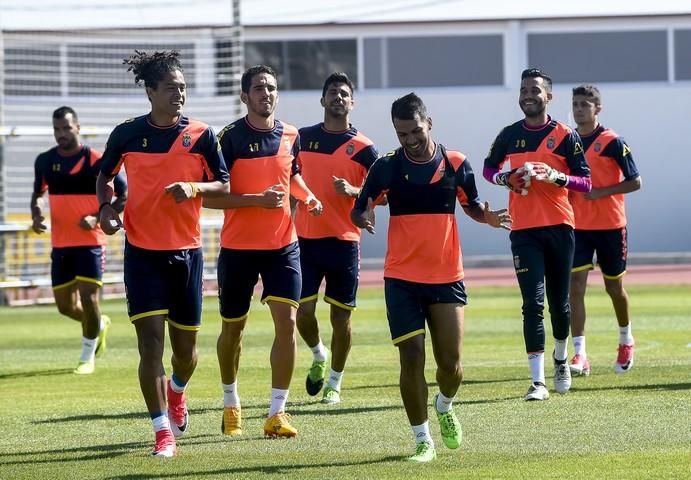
[484, 118, 590, 231]
[100, 115, 228, 250]
[218, 118, 300, 250]
[570, 126, 639, 230]
[354, 146, 480, 284]
[295, 124, 378, 241]
[33, 145, 114, 247]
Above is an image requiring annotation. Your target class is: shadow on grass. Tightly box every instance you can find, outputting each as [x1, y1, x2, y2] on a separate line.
[0, 440, 148, 464]
[348, 376, 525, 392]
[104, 455, 406, 479]
[0, 368, 74, 380]
[572, 382, 691, 392]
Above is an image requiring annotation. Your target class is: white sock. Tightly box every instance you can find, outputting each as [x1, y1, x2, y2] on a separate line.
[222, 381, 240, 407]
[327, 369, 343, 391]
[528, 352, 545, 384]
[411, 421, 433, 445]
[573, 336, 587, 358]
[80, 336, 98, 362]
[619, 325, 634, 345]
[310, 341, 328, 362]
[554, 339, 568, 362]
[435, 392, 454, 413]
[268, 388, 289, 417]
[152, 414, 171, 433]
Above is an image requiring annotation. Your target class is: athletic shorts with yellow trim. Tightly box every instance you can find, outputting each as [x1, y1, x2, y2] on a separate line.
[218, 242, 301, 320]
[124, 240, 203, 329]
[51, 246, 105, 289]
[384, 277, 468, 345]
[573, 227, 627, 278]
[298, 237, 359, 310]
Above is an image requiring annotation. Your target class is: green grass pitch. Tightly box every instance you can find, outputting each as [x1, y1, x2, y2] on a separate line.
[0, 284, 689, 479]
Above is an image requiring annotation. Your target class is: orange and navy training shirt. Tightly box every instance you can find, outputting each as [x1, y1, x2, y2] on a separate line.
[100, 115, 228, 250]
[484, 117, 590, 231]
[295, 123, 378, 241]
[570, 125, 639, 230]
[353, 145, 480, 284]
[218, 117, 300, 250]
[33, 145, 126, 248]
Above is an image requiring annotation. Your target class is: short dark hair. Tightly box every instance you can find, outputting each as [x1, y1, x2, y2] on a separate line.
[521, 68, 553, 90]
[391, 92, 428, 121]
[123, 50, 183, 89]
[53, 106, 77, 121]
[572, 84, 601, 105]
[321, 72, 354, 98]
[241, 65, 277, 93]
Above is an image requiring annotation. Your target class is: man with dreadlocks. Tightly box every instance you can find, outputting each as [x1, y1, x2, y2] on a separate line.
[96, 50, 229, 458]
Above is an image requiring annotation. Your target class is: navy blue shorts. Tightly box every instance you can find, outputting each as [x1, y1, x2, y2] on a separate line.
[384, 277, 467, 345]
[573, 227, 628, 279]
[51, 246, 105, 290]
[217, 241, 301, 321]
[298, 237, 360, 310]
[123, 240, 204, 330]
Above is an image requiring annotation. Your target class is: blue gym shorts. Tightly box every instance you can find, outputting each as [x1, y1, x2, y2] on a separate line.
[572, 227, 628, 279]
[123, 240, 204, 331]
[51, 246, 105, 290]
[217, 241, 301, 322]
[298, 237, 360, 311]
[384, 277, 468, 345]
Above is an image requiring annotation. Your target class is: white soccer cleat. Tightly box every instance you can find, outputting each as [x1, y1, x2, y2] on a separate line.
[524, 382, 550, 401]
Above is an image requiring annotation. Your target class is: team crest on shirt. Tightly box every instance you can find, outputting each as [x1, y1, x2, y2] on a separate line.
[546, 136, 555, 149]
[346, 142, 355, 156]
[182, 132, 192, 147]
[594, 142, 601, 153]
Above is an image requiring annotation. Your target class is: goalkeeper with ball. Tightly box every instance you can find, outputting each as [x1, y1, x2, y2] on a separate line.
[483, 68, 591, 402]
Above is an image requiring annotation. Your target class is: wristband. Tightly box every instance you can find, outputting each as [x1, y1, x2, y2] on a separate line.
[188, 182, 198, 198]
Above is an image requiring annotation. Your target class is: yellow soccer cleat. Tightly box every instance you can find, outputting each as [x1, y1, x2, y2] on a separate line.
[74, 359, 95, 375]
[221, 406, 243, 436]
[263, 412, 297, 438]
[95, 315, 111, 358]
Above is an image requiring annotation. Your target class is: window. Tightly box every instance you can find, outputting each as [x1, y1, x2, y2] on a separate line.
[244, 40, 357, 90]
[674, 29, 691, 81]
[528, 31, 668, 83]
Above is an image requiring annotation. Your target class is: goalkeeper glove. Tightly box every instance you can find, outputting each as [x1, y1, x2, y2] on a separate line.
[495, 166, 533, 195]
[528, 162, 568, 187]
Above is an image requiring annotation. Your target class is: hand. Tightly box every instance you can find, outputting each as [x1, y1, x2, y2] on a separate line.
[305, 195, 323, 216]
[31, 215, 47, 234]
[164, 182, 196, 203]
[257, 184, 286, 209]
[482, 201, 512, 231]
[332, 176, 357, 197]
[361, 197, 376, 234]
[529, 162, 568, 187]
[98, 204, 123, 235]
[497, 166, 533, 195]
[79, 215, 98, 230]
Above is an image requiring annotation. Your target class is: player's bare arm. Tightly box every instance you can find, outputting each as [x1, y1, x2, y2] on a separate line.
[462, 201, 512, 231]
[290, 174, 322, 215]
[585, 176, 641, 200]
[332, 175, 360, 198]
[30, 192, 47, 234]
[203, 183, 285, 210]
[96, 172, 123, 235]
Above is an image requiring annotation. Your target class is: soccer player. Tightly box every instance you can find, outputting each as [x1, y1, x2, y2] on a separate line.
[96, 50, 229, 457]
[295, 72, 379, 405]
[568, 85, 642, 376]
[352, 93, 511, 462]
[204, 65, 322, 439]
[483, 68, 591, 401]
[31, 106, 127, 375]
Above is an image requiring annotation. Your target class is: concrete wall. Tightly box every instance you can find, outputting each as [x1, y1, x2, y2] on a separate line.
[276, 82, 691, 258]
